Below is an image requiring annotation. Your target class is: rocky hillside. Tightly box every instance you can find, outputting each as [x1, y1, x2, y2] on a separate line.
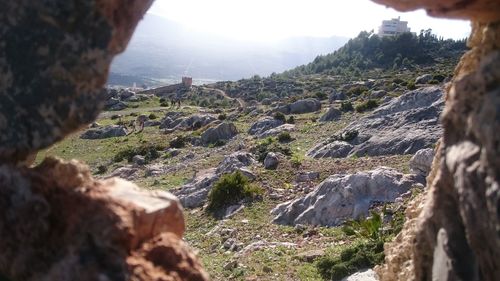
[40, 67, 446, 279]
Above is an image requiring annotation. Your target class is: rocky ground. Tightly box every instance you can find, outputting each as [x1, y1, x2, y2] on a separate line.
[38, 77, 442, 280]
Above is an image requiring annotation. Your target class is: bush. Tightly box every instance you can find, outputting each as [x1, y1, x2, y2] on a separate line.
[277, 131, 292, 143]
[113, 144, 162, 163]
[274, 111, 286, 122]
[346, 85, 369, 97]
[355, 99, 379, 112]
[252, 137, 291, 162]
[148, 113, 158, 120]
[96, 165, 108, 174]
[169, 135, 188, 148]
[207, 171, 262, 212]
[428, 79, 440, 84]
[287, 116, 295, 124]
[407, 81, 416, 90]
[340, 101, 354, 112]
[315, 92, 328, 100]
[433, 74, 446, 82]
[217, 113, 227, 121]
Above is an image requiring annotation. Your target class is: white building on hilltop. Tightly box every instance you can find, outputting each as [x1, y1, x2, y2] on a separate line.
[378, 17, 411, 37]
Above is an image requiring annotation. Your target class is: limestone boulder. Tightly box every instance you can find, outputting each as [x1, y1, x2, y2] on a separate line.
[80, 125, 128, 139]
[201, 122, 238, 145]
[257, 124, 295, 139]
[409, 148, 434, 176]
[271, 167, 420, 226]
[319, 107, 342, 122]
[310, 87, 443, 158]
[248, 117, 284, 136]
[264, 152, 279, 170]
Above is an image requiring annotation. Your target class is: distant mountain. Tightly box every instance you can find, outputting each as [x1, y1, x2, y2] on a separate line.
[108, 14, 347, 87]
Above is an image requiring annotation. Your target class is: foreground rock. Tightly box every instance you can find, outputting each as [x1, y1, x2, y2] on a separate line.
[174, 152, 255, 208]
[0, 1, 209, 280]
[371, 2, 500, 280]
[0, 158, 208, 281]
[308, 87, 443, 158]
[201, 122, 238, 145]
[271, 167, 420, 226]
[80, 125, 128, 139]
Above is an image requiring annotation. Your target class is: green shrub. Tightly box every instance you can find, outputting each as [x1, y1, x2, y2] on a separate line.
[315, 92, 328, 100]
[287, 116, 295, 124]
[316, 240, 384, 281]
[207, 171, 262, 211]
[340, 101, 354, 112]
[407, 81, 416, 90]
[113, 144, 162, 163]
[148, 113, 158, 120]
[96, 164, 108, 174]
[346, 85, 369, 97]
[252, 137, 291, 162]
[355, 99, 379, 112]
[290, 152, 303, 167]
[169, 135, 188, 148]
[433, 74, 446, 82]
[277, 131, 292, 143]
[218, 113, 227, 120]
[428, 79, 439, 84]
[274, 111, 286, 122]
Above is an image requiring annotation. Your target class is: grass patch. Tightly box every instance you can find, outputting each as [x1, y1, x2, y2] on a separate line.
[113, 143, 163, 163]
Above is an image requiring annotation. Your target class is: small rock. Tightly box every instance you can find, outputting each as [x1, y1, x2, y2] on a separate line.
[415, 74, 433, 84]
[132, 155, 146, 166]
[264, 152, 279, 170]
[295, 249, 325, 262]
[223, 261, 238, 270]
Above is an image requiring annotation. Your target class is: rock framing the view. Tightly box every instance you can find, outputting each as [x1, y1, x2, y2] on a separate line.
[371, 1, 500, 280]
[0, 1, 209, 280]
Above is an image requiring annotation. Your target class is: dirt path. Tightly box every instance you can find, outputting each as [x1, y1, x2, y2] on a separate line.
[201, 86, 246, 108]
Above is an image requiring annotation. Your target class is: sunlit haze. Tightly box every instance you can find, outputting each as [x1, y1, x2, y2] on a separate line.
[149, 0, 471, 42]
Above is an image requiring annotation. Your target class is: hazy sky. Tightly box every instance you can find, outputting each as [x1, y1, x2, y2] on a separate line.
[148, 0, 471, 41]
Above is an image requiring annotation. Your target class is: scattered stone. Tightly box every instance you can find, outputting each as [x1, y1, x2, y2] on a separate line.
[109, 101, 128, 111]
[248, 117, 284, 136]
[415, 74, 433, 84]
[80, 125, 128, 139]
[119, 89, 135, 100]
[223, 261, 238, 270]
[165, 148, 181, 157]
[329, 91, 346, 103]
[289, 98, 322, 114]
[271, 167, 421, 226]
[224, 204, 245, 219]
[107, 166, 140, 181]
[319, 107, 342, 122]
[309, 87, 443, 158]
[409, 148, 435, 180]
[238, 241, 297, 256]
[132, 155, 146, 166]
[201, 122, 238, 145]
[307, 141, 354, 158]
[257, 124, 295, 139]
[264, 152, 279, 170]
[296, 172, 320, 182]
[370, 90, 388, 99]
